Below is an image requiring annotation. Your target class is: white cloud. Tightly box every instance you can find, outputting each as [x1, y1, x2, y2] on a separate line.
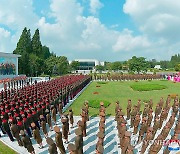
[123, 0, 180, 40]
[1, 0, 180, 61]
[113, 29, 151, 52]
[89, 0, 104, 15]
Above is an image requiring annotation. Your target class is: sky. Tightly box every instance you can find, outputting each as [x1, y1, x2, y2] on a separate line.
[0, 0, 180, 61]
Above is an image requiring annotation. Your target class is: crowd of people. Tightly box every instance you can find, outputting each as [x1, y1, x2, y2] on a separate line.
[0, 62, 16, 75]
[93, 74, 163, 81]
[0, 74, 179, 154]
[115, 95, 179, 154]
[0, 75, 91, 153]
[167, 73, 180, 82]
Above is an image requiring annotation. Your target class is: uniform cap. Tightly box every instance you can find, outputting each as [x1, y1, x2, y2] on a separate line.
[125, 131, 131, 137]
[97, 132, 104, 138]
[54, 126, 60, 133]
[100, 102, 104, 106]
[75, 128, 82, 136]
[45, 109, 49, 113]
[61, 118, 67, 123]
[40, 115, 44, 119]
[68, 143, 76, 151]
[46, 137, 54, 145]
[20, 130, 25, 136]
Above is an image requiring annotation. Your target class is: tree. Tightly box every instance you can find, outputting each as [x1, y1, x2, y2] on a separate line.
[95, 65, 104, 73]
[70, 61, 80, 71]
[13, 27, 32, 75]
[45, 56, 69, 75]
[111, 61, 122, 72]
[42, 46, 51, 59]
[128, 56, 149, 73]
[32, 29, 42, 56]
[175, 64, 180, 71]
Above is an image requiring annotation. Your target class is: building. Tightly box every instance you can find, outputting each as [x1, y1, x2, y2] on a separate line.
[154, 65, 162, 70]
[0, 52, 21, 78]
[69, 59, 104, 74]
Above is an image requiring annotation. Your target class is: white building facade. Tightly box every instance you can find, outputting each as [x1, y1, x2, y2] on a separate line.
[69, 59, 104, 74]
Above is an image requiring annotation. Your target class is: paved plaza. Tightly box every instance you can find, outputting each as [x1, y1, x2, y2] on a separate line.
[0, 109, 179, 154]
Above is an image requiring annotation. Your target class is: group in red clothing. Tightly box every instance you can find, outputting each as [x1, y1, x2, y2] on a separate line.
[0, 75, 91, 142]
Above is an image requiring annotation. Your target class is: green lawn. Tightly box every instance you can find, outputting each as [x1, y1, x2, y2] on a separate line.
[70, 80, 180, 116]
[0, 141, 17, 154]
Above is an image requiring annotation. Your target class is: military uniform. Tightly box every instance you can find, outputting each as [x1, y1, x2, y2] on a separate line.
[75, 128, 83, 154]
[46, 137, 58, 154]
[10, 122, 23, 146]
[54, 126, 65, 154]
[20, 130, 35, 154]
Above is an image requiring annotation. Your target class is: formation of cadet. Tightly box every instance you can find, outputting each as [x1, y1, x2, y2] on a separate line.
[122, 95, 180, 154]
[96, 102, 106, 154]
[0, 73, 179, 153]
[93, 74, 163, 81]
[0, 75, 91, 153]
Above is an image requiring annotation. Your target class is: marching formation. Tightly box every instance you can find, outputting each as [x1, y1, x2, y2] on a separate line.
[93, 74, 163, 81]
[0, 74, 179, 154]
[0, 75, 91, 153]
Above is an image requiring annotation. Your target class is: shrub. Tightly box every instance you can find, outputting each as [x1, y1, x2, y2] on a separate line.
[170, 94, 177, 99]
[130, 83, 167, 91]
[97, 82, 108, 84]
[89, 100, 111, 108]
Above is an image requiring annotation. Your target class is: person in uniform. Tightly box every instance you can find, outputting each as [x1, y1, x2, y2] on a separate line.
[20, 130, 35, 154]
[1, 116, 14, 141]
[68, 143, 77, 154]
[54, 126, 65, 154]
[133, 113, 141, 135]
[45, 109, 53, 131]
[9, 119, 23, 146]
[126, 99, 132, 120]
[31, 123, 43, 149]
[75, 128, 83, 154]
[140, 127, 153, 154]
[69, 108, 74, 128]
[51, 105, 57, 125]
[46, 137, 58, 154]
[62, 118, 69, 144]
[120, 131, 131, 154]
[40, 115, 48, 138]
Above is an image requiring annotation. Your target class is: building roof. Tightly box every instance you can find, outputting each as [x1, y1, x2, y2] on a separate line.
[74, 59, 99, 62]
[0, 52, 21, 58]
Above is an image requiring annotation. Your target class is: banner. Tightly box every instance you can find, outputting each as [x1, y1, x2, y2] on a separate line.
[0, 57, 16, 75]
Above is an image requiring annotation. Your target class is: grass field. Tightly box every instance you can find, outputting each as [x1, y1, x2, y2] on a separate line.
[70, 80, 180, 116]
[0, 141, 17, 154]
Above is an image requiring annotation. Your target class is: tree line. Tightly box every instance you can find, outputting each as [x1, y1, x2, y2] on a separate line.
[13, 28, 180, 76]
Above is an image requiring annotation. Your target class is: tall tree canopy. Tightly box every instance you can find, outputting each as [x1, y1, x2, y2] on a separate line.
[128, 56, 149, 73]
[32, 29, 42, 56]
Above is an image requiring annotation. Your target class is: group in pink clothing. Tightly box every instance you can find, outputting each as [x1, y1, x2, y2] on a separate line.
[167, 73, 180, 82]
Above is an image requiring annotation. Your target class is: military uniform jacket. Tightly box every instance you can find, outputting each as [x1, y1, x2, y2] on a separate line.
[22, 136, 34, 153]
[48, 143, 58, 154]
[33, 128, 42, 144]
[55, 132, 65, 150]
[11, 124, 20, 138]
[41, 120, 47, 134]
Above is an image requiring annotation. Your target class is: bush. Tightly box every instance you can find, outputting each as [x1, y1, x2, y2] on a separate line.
[130, 83, 167, 91]
[170, 94, 177, 99]
[97, 82, 108, 84]
[89, 100, 111, 108]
